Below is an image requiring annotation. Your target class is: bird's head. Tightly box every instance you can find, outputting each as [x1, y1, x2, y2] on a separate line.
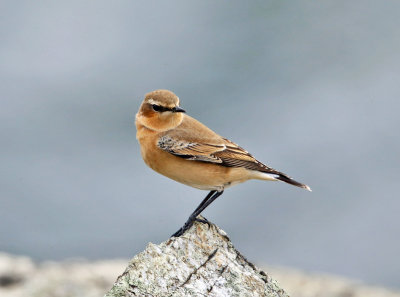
[136, 89, 186, 131]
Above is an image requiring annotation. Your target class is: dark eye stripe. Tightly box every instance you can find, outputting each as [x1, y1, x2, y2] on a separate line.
[152, 104, 172, 112]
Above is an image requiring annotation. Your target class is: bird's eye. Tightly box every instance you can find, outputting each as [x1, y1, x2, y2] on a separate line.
[152, 105, 163, 112]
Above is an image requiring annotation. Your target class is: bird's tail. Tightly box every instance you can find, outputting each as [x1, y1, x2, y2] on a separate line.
[275, 174, 312, 191]
[252, 170, 311, 191]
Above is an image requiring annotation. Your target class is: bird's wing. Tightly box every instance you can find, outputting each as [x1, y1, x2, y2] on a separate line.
[157, 134, 280, 174]
[157, 134, 226, 163]
[156, 114, 280, 174]
[157, 115, 311, 190]
[157, 134, 310, 188]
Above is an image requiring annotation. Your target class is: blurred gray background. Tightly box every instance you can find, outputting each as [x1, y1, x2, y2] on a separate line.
[1, 0, 399, 289]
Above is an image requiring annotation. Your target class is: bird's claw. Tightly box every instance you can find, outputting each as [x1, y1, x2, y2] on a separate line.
[195, 216, 211, 228]
[171, 216, 212, 237]
[171, 221, 193, 237]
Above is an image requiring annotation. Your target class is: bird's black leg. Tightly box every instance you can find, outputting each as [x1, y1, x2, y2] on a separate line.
[191, 190, 217, 214]
[172, 190, 224, 237]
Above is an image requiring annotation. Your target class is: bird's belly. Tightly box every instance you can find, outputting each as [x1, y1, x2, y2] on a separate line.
[141, 147, 250, 191]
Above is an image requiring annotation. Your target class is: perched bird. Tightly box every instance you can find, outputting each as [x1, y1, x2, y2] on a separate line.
[135, 89, 311, 237]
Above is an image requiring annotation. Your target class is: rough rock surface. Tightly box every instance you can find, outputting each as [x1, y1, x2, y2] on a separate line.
[1, 253, 399, 297]
[105, 219, 288, 297]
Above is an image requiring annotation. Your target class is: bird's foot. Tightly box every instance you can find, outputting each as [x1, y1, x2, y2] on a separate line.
[171, 215, 196, 237]
[171, 227, 184, 238]
[195, 216, 211, 227]
[171, 221, 193, 237]
[171, 216, 212, 237]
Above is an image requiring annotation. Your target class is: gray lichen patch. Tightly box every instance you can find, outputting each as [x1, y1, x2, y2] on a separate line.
[105, 218, 289, 297]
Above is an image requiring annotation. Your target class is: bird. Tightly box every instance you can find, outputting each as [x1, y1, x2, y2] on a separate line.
[135, 89, 311, 237]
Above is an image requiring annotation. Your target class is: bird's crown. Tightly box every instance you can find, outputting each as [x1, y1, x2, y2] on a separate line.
[144, 89, 180, 109]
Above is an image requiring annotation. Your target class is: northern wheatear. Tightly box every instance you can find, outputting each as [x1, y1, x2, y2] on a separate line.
[136, 89, 311, 237]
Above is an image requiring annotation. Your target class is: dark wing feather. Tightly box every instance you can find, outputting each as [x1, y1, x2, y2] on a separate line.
[218, 139, 310, 189]
[157, 135, 225, 163]
[216, 138, 282, 175]
[157, 135, 280, 174]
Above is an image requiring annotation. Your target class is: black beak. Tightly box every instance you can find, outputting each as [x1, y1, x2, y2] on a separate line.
[173, 106, 186, 113]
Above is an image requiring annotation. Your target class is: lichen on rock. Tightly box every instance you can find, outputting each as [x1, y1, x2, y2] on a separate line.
[105, 218, 289, 297]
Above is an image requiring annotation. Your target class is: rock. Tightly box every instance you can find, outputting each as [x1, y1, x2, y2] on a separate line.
[1, 251, 400, 297]
[268, 267, 400, 297]
[0, 253, 35, 288]
[105, 218, 288, 297]
[0, 253, 127, 297]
